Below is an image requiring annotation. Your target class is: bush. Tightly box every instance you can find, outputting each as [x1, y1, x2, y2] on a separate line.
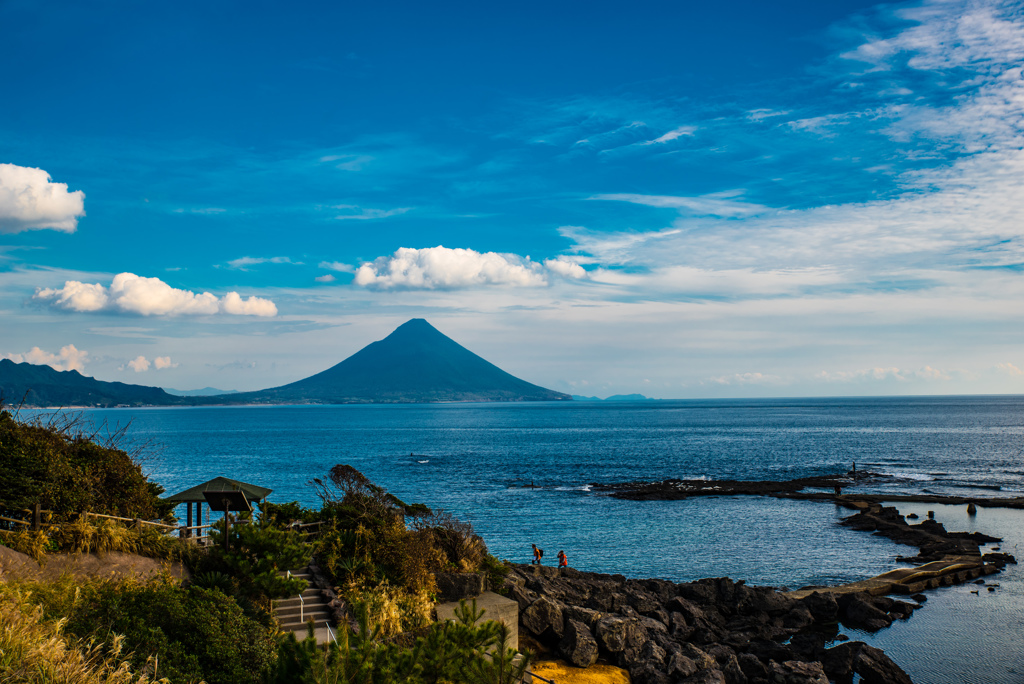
[268, 600, 531, 684]
[194, 516, 309, 615]
[10, 574, 278, 684]
[0, 589, 162, 684]
[0, 408, 170, 522]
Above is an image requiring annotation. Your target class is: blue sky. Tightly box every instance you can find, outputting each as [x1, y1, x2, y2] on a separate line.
[2, 0, 1023, 398]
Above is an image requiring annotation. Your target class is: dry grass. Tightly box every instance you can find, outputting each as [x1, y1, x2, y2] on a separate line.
[0, 528, 51, 563]
[0, 589, 170, 684]
[50, 518, 182, 559]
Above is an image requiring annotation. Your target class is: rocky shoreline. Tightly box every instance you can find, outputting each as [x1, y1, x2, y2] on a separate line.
[500, 497, 1017, 683]
[591, 471, 1024, 509]
[508, 564, 915, 684]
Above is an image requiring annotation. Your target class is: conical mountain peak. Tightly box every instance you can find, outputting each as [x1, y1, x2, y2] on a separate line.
[242, 319, 570, 404]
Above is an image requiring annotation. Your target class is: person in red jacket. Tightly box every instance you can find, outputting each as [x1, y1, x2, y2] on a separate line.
[557, 550, 568, 568]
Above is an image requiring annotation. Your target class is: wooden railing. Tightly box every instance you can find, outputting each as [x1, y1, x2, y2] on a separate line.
[0, 503, 56, 532]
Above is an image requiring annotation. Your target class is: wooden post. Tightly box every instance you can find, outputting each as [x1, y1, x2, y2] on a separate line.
[185, 502, 193, 539]
[223, 502, 231, 552]
[32, 503, 41, 532]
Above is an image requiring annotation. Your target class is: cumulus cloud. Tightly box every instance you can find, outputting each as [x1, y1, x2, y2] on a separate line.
[33, 273, 278, 317]
[543, 257, 588, 279]
[2, 344, 88, 372]
[351, 246, 591, 290]
[0, 163, 86, 233]
[353, 246, 549, 290]
[154, 356, 178, 369]
[127, 356, 150, 372]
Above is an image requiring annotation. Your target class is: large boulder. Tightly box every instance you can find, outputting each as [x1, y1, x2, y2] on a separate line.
[563, 604, 604, 629]
[595, 615, 645, 654]
[681, 669, 727, 684]
[434, 572, 485, 602]
[767, 660, 829, 684]
[521, 596, 565, 642]
[799, 591, 839, 622]
[839, 594, 892, 631]
[853, 643, 913, 684]
[558, 619, 599, 668]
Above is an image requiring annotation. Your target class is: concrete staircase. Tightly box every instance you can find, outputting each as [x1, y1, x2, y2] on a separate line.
[274, 567, 335, 644]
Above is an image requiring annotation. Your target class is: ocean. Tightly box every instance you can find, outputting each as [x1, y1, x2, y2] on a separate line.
[34, 396, 1024, 684]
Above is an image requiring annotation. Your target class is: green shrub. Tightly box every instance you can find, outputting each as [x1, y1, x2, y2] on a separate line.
[13, 574, 278, 684]
[0, 409, 170, 522]
[268, 600, 531, 684]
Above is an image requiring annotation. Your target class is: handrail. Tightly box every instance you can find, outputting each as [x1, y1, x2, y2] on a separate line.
[0, 515, 31, 526]
[325, 622, 337, 644]
[287, 571, 304, 623]
[85, 512, 178, 530]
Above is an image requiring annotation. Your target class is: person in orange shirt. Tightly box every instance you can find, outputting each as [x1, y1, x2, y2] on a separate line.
[557, 550, 568, 568]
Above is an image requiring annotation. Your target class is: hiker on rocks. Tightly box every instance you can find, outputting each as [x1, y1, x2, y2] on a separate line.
[558, 550, 568, 568]
[531, 543, 543, 565]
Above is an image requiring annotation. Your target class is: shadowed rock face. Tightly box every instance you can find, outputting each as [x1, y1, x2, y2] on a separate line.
[220, 318, 571, 404]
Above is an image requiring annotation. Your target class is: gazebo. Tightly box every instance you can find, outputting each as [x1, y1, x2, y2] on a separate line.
[163, 476, 272, 540]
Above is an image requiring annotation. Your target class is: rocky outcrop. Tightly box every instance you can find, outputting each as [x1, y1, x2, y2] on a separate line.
[507, 565, 915, 684]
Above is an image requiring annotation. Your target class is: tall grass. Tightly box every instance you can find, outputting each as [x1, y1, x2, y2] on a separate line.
[0, 590, 167, 684]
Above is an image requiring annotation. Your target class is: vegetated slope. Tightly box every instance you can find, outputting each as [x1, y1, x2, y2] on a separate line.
[0, 359, 184, 408]
[220, 318, 571, 404]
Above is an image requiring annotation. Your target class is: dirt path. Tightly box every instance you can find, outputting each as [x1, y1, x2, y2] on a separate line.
[0, 545, 188, 584]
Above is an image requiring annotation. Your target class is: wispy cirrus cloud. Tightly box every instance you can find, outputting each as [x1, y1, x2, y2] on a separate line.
[331, 205, 411, 220]
[226, 256, 300, 269]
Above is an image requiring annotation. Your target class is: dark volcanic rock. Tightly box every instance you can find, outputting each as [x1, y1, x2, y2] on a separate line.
[680, 669, 727, 684]
[799, 592, 839, 622]
[768, 660, 829, 684]
[434, 572, 485, 602]
[559, 619, 599, 668]
[839, 593, 893, 631]
[521, 596, 564, 642]
[595, 615, 644, 653]
[853, 643, 913, 684]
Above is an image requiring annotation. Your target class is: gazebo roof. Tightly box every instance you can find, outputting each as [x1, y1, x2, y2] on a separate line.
[163, 476, 272, 504]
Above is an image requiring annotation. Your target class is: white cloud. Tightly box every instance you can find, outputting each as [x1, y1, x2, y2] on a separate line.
[33, 273, 278, 317]
[353, 246, 549, 290]
[815, 366, 953, 382]
[542, 257, 588, 279]
[996, 362, 1023, 376]
[0, 163, 86, 233]
[591, 193, 770, 218]
[2, 344, 88, 372]
[315, 274, 336, 283]
[332, 205, 411, 220]
[227, 256, 298, 269]
[642, 126, 696, 144]
[319, 261, 355, 273]
[154, 356, 178, 369]
[707, 372, 781, 385]
[127, 356, 150, 372]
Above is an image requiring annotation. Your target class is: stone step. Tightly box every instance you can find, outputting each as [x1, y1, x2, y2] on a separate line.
[276, 604, 331, 619]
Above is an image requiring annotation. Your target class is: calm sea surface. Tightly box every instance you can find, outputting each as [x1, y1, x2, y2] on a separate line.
[35, 396, 1024, 684]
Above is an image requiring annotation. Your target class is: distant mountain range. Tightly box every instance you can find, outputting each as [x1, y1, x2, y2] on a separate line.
[0, 359, 186, 408]
[1, 319, 570, 407]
